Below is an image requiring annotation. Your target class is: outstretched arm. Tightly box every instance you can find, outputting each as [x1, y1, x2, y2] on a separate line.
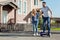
[49, 9, 52, 17]
[48, 7, 52, 18]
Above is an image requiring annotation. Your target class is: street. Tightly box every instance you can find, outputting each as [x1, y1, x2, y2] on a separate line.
[0, 34, 60, 40]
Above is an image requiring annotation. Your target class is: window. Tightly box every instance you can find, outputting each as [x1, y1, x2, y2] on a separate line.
[14, 0, 16, 2]
[17, 0, 27, 14]
[34, 0, 38, 5]
[23, 1, 27, 14]
[2, 10, 8, 23]
[18, 0, 22, 14]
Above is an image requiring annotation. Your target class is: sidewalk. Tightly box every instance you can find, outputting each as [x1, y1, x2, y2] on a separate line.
[0, 31, 60, 36]
[51, 30, 60, 34]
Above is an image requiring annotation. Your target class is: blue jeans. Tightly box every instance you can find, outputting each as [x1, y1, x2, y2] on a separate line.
[42, 17, 50, 33]
[32, 20, 39, 33]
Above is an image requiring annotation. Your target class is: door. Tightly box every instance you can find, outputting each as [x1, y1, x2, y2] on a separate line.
[2, 10, 8, 23]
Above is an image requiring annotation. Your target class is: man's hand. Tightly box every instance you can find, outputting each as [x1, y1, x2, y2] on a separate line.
[50, 13, 52, 23]
[50, 14, 52, 20]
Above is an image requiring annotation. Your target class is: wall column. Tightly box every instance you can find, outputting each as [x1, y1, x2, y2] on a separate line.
[0, 5, 3, 23]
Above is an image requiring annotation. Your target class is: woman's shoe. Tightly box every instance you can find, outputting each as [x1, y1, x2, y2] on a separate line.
[33, 33, 36, 36]
[36, 33, 39, 36]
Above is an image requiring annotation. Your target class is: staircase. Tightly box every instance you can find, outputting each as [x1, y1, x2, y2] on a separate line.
[0, 23, 33, 32]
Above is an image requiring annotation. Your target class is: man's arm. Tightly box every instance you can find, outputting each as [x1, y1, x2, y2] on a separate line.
[48, 7, 52, 18]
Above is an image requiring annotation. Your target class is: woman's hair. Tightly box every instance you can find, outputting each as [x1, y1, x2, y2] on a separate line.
[31, 9, 36, 16]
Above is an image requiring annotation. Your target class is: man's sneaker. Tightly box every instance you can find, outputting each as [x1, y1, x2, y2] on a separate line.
[48, 32, 51, 37]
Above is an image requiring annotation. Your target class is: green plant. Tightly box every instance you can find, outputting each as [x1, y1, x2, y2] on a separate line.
[38, 18, 43, 30]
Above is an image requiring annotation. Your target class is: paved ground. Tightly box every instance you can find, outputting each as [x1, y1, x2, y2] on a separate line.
[0, 34, 60, 40]
[0, 31, 60, 40]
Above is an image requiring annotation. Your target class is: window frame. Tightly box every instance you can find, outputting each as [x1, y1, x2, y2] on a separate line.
[14, 0, 16, 2]
[18, 0, 22, 14]
[23, 1, 27, 14]
[34, 0, 38, 5]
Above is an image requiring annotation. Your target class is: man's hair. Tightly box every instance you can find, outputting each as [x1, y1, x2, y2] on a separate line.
[42, 2, 46, 4]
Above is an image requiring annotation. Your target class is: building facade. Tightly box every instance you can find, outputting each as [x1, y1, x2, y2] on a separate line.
[0, 0, 60, 32]
[0, 0, 43, 24]
[16, 0, 42, 24]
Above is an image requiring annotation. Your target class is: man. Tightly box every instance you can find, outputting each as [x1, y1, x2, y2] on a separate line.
[41, 2, 52, 34]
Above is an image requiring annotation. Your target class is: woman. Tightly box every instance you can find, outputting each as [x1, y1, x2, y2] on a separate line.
[36, 8, 40, 35]
[31, 9, 40, 36]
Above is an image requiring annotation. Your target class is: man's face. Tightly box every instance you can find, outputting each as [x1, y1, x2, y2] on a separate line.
[42, 3, 46, 7]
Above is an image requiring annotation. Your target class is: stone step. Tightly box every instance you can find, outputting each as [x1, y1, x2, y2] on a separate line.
[0, 24, 33, 32]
